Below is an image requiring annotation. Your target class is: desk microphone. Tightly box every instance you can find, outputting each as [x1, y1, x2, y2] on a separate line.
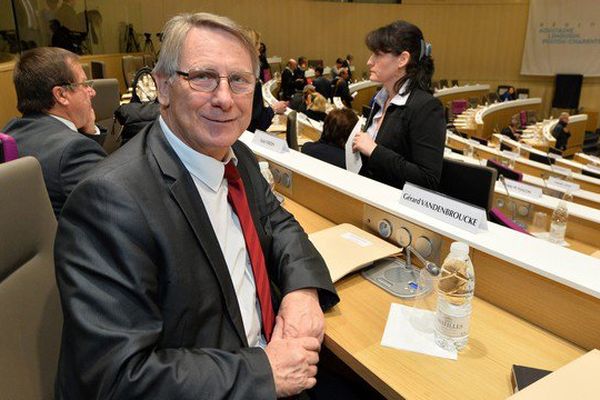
[499, 174, 516, 221]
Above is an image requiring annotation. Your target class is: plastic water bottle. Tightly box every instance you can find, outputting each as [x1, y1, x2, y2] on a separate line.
[434, 242, 475, 351]
[259, 161, 275, 192]
[549, 191, 572, 244]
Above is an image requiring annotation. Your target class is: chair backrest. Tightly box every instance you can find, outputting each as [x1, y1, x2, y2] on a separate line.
[451, 99, 468, 115]
[91, 79, 121, 154]
[143, 53, 155, 68]
[91, 60, 106, 79]
[487, 92, 499, 103]
[528, 151, 554, 165]
[500, 142, 512, 152]
[286, 111, 299, 151]
[122, 55, 145, 88]
[439, 79, 449, 88]
[489, 208, 531, 235]
[516, 88, 529, 99]
[581, 168, 600, 179]
[486, 158, 523, 181]
[439, 158, 498, 212]
[519, 110, 527, 128]
[451, 79, 459, 87]
[0, 157, 61, 399]
[470, 136, 488, 146]
[0, 132, 18, 162]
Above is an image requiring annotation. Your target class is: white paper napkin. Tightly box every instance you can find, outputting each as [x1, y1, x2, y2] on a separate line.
[381, 303, 457, 360]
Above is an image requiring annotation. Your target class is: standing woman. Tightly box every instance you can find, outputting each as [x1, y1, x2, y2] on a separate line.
[353, 20, 445, 190]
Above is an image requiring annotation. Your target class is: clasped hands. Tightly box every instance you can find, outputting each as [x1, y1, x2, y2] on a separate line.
[352, 130, 377, 157]
[265, 288, 324, 397]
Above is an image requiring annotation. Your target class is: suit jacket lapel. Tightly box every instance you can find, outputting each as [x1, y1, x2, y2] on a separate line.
[147, 123, 249, 347]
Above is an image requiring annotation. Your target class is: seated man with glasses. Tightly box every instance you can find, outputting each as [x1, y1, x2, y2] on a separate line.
[54, 12, 339, 400]
[2, 47, 106, 218]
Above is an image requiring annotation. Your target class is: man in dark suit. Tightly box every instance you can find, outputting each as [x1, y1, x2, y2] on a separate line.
[552, 112, 571, 151]
[294, 56, 308, 87]
[280, 58, 297, 100]
[54, 12, 338, 400]
[2, 47, 106, 218]
[313, 66, 331, 99]
[331, 68, 353, 107]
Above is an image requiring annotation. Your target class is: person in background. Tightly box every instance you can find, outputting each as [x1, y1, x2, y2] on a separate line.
[500, 116, 521, 141]
[352, 20, 445, 190]
[331, 57, 344, 80]
[294, 56, 308, 87]
[54, 12, 338, 399]
[2, 47, 106, 218]
[331, 67, 353, 107]
[304, 92, 328, 122]
[289, 83, 315, 113]
[552, 112, 571, 151]
[499, 86, 517, 102]
[302, 108, 358, 169]
[259, 42, 271, 82]
[246, 28, 287, 132]
[280, 58, 296, 100]
[313, 65, 331, 99]
[342, 53, 354, 81]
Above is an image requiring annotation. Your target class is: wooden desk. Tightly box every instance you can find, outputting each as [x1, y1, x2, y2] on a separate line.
[282, 197, 585, 400]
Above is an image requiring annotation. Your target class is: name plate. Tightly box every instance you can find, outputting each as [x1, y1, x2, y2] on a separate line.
[399, 183, 488, 234]
[504, 179, 543, 199]
[547, 176, 580, 192]
[252, 130, 289, 153]
[502, 150, 519, 159]
[550, 165, 572, 177]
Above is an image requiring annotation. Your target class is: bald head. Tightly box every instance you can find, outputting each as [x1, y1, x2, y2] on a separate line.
[288, 59, 297, 69]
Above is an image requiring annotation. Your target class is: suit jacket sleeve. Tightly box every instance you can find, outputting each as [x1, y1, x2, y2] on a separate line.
[55, 175, 276, 400]
[234, 143, 339, 311]
[367, 96, 446, 189]
[58, 136, 106, 199]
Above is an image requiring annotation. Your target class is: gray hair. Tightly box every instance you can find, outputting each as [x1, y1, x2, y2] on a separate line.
[153, 12, 259, 79]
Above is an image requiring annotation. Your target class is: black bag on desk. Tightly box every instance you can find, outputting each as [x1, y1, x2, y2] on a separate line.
[114, 101, 159, 144]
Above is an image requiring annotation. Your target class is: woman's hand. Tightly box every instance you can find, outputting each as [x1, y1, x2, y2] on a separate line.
[352, 131, 377, 157]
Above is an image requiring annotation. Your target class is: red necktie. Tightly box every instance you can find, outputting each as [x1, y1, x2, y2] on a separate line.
[224, 161, 275, 342]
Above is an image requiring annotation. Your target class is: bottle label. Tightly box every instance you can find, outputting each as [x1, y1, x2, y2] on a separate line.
[435, 311, 470, 338]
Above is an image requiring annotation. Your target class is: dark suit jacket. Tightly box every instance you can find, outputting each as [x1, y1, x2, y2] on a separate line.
[331, 78, 352, 107]
[54, 120, 339, 399]
[301, 140, 345, 169]
[281, 68, 295, 100]
[359, 88, 446, 190]
[248, 81, 275, 132]
[313, 76, 331, 99]
[2, 113, 106, 218]
[552, 122, 571, 150]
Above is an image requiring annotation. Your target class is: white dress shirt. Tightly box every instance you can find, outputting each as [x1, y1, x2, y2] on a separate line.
[160, 117, 266, 348]
[367, 81, 410, 141]
[49, 113, 101, 135]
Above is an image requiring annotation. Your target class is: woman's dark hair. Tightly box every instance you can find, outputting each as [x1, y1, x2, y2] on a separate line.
[365, 20, 434, 95]
[322, 108, 359, 149]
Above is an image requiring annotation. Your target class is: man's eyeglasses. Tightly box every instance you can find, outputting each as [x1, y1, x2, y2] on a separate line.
[61, 80, 94, 90]
[175, 68, 256, 95]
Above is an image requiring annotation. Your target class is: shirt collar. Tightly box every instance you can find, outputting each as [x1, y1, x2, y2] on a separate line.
[49, 114, 77, 132]
[374, 80, 411, 109]
[160, 116, 237, 192]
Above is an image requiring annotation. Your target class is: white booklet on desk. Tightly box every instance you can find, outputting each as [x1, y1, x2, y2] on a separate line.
[308, 223, 401, 283]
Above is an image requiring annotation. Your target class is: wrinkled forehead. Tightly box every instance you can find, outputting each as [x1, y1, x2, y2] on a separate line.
[180, 26, 254, 71]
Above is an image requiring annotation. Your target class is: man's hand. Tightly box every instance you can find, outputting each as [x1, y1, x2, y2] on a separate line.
[277, 288, 325, 342]
[272, 101, 288, 115]
[352, 131, 377, 157]
[265, 317, 320, 397]
[80, 107, 97, 134]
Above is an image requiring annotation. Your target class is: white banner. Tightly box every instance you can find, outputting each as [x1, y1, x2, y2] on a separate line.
[521, 0, 600, 76]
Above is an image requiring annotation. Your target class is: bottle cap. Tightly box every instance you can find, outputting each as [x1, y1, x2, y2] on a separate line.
[450, 241, 469, 256]
[258, 161, 269, 170]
